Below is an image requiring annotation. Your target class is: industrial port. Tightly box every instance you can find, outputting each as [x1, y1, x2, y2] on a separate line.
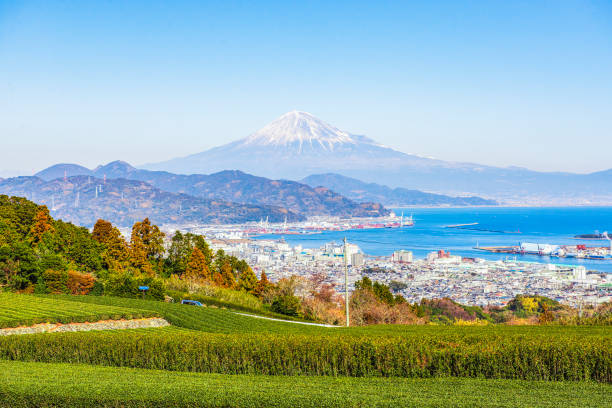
[476, 241, 612, 261]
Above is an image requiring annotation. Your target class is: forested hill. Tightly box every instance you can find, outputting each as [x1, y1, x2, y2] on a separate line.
[302, 173, 498, 207]
[36, 161, 390, 218]
[0, 176, 302, 227]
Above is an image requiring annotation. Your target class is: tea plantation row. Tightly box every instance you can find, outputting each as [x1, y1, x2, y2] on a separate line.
[1, 360, 610, 408]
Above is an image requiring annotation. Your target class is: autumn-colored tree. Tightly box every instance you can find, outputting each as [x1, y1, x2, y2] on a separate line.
[184, 247, 210, 281]
[66, 270, 96, 295]
[220, 262, 236, 288]
[166, 232, 213, 276]
[238, 266, 258, 292]
[92, 219, 113, 243]
[538, 303, 554, 324]
[92, 219, 129, 270]
[129, 234, 154, 276]
[253, 270, 271, 298]
[212, 270, 224, 287]
[29, 206, 54, 244]
[131, 218, 165, 260]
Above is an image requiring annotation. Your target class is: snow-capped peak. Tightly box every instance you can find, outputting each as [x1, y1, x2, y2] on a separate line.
[242, 111, 356, 151]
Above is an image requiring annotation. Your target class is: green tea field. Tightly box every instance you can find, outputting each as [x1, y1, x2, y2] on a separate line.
[1, 360, 610, 408]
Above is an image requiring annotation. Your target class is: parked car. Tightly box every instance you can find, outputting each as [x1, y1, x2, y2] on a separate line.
[180, 299, 203, 306]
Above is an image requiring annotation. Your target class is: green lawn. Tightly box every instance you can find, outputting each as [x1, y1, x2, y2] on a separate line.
[0, 293, 157, 328]
[0, 360, 609, 408]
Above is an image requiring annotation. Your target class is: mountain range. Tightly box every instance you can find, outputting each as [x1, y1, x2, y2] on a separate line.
[143, 111, 612, 205]
[0, 175, 303, 227]
[34, 161, 389, 218]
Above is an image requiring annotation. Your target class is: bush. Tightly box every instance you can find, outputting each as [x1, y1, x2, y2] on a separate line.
[271, 295, 302, 317]
[102, 272, 164, 300]
[66, 271, 96, 295]
[42, 269, 68, 294]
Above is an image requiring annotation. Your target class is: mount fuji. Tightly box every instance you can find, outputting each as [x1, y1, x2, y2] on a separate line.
[144, 110, 444, 182]
[144, 111, 612, 204]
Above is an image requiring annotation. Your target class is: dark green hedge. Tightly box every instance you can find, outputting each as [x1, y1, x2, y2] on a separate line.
[0, 329, 609, 382]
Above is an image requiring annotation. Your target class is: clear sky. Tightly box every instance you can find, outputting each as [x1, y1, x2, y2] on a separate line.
[1, 0, 611, 176]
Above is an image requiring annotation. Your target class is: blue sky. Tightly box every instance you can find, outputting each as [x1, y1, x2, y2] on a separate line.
[1, 0, 611, 175]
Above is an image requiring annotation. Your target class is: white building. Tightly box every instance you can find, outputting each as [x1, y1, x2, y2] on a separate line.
[351, 252, 365, 266]
[392, 250, 413, 263]
[573, 266, 587, 280]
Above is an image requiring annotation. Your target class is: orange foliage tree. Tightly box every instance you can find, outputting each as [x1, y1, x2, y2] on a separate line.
[29, 206, 54, 244]
[184, 247, 210, 282]
[92, 219, 130, 270]
[66, 270, 96, 295]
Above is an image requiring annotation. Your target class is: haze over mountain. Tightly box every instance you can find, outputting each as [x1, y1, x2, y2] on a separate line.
[302, 174, 498, 207]
[144, 111, 612, 205]
[0, 175, 303, 227]
[33, 161, 390, 219]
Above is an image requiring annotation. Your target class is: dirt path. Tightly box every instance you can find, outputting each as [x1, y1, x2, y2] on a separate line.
[233, 312, 338, 327]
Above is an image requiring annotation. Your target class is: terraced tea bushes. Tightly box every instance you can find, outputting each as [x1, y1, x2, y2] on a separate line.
[0, 293, 157, 328]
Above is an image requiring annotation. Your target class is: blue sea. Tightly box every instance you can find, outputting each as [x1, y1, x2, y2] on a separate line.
[255, 207, 612, 273]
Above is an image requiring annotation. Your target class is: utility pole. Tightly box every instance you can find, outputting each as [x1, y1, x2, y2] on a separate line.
[344, 237, 349, 327]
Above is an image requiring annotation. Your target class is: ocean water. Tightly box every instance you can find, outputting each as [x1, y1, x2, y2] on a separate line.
[254, 207, 612, 273]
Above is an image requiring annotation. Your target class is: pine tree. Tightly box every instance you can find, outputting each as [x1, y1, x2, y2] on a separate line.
[184, 247, 210, 281]
[238, 266, 258, 292]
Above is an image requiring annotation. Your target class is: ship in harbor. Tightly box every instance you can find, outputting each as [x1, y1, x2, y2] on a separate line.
[574, 231, 611, 240]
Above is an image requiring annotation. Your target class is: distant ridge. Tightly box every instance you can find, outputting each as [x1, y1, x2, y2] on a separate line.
[89, 161, 390, 218]
[302, 174, 498, 207]
[35, 163, 93, 181]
